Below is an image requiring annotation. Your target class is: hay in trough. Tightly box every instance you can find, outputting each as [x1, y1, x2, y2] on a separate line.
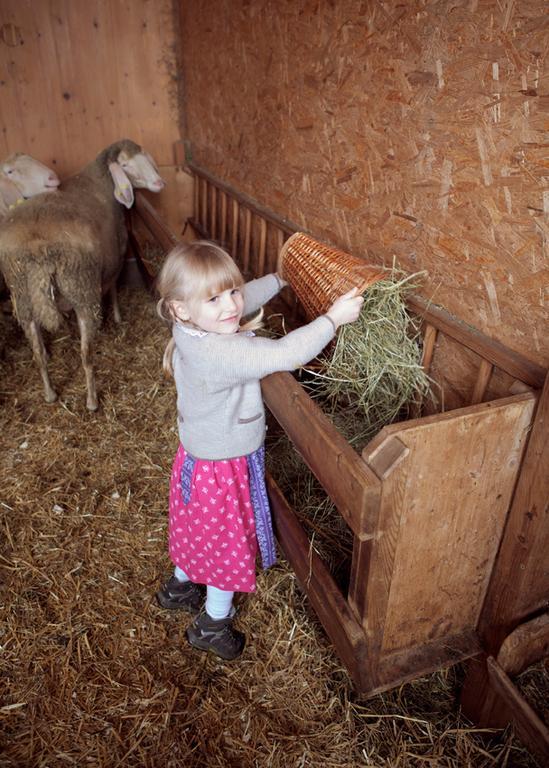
[0, 285, 542, 767]
[303, 271, 431, 450]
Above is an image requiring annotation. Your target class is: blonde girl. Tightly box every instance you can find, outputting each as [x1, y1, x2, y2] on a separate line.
[155, 241, 363, 659]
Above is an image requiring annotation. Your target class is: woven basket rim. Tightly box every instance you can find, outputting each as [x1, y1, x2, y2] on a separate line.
[278, 231, 388, 295]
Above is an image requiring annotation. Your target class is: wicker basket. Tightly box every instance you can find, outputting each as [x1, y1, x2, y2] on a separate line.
[277, 232, 387, 320]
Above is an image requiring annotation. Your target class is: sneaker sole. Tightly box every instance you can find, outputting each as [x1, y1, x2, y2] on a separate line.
[155, 591, 202, 612]
[187, 630, 245, 660]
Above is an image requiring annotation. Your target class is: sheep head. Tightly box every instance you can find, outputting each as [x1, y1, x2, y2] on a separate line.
[102, 140, 164, 208]
[1, 153, 60, 197]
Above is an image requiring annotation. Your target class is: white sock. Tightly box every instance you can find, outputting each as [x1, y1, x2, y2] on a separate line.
[173, 566, 190, 583]
[205, 586, 234, 619]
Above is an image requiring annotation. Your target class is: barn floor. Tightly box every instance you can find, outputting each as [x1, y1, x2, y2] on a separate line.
[0, 287, 542, 768]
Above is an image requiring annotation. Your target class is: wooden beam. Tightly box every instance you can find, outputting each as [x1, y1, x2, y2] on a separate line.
[262, 371, 381, 539]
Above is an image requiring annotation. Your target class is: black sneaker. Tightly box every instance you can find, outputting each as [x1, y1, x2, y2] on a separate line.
[187, 610, 245, 660]
[155, 576, 205, 612]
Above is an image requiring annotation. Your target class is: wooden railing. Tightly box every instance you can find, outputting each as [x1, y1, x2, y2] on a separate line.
[131, 165, 546, 407]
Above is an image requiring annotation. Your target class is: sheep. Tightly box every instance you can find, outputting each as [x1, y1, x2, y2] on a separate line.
[1, 153, 59, 217]
[0, 153, 60, 212]
[0, 155, 60, 296]
[0, 138, 164, 410]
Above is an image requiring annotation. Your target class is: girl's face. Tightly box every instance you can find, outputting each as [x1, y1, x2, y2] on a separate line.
[173, 286, 244, 334]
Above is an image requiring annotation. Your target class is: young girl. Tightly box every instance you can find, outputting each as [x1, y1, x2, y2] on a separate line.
[155, 240, 363, 660]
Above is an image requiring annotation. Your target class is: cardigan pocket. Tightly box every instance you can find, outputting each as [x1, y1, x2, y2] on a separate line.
[238, 413, 262, 424]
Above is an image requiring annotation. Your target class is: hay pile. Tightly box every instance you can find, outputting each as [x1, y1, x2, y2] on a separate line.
[303, 272, 431, 450]
[0, 287, 542, 767]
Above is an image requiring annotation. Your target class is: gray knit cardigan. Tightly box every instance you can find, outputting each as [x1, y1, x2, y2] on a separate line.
[172, 273, 335, 460]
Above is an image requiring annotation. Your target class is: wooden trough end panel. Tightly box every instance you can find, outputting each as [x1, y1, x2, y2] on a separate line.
[356, 392, 537, 689]
[262, 371, 381, 540]
[266, 473, 372, 692]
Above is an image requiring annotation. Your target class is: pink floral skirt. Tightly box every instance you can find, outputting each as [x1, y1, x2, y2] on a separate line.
[168, 444, 258, 592]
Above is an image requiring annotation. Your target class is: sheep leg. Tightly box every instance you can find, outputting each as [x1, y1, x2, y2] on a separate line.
[76, 310, 98, 411]
[110, 285, 121, 324]
[25, 320, 57, 403]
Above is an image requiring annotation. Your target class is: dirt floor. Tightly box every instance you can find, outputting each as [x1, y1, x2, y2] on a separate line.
[0, 286, 544, 767]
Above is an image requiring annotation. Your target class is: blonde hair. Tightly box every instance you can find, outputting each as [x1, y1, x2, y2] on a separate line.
[156, 241, 262, 377]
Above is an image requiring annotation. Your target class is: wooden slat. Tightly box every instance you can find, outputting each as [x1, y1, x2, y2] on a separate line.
[220, 190, 227, 245]
[243, 208, 252, 273]
[275, 228, 286, 274]
[193, 174, 200, 230]
[410, 323, 438, 418]
[231, 198, 239, 261]
[200, 178, 207, 231]
[210, 184, 217, 240]
[408, 295, 546, 389]
[421, 323, 437, 372]
[267, 473, 371, 692]
[258, 217, 267, 275]
[470, 359, 494, 405]
[497, 613, 549, 677]
[262, 371, 381, 539]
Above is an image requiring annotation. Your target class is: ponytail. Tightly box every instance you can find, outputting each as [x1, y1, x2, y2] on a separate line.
[162, 338, 176, 378]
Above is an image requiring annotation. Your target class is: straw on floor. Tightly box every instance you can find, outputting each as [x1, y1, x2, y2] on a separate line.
[0, 286, 544, 767]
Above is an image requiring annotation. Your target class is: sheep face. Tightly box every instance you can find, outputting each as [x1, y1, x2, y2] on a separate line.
[1, 153, 60, 197]
[116, 149, 164, 192]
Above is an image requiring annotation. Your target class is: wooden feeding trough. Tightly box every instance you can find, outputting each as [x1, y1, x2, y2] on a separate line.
[129, 161, 548, 758]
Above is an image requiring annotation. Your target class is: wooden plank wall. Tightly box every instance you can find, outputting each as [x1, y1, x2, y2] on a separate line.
[179, 0, 549, 394]
[0, 0, 190, 231]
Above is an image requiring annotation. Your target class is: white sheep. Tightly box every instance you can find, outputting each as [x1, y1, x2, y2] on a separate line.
[0, 153, 59, 216]
[0, 139, 164, 410]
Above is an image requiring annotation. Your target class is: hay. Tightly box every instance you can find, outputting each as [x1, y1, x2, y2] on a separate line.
[303, 271, 431, 450]
[0, 287, 541, 767]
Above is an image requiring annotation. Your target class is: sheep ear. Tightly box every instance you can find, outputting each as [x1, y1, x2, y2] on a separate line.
[108, 162, 134, 208]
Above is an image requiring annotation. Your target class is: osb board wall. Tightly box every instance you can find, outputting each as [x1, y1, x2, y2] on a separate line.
[0, 0, 188, 231]
[180, 0, 549, 371]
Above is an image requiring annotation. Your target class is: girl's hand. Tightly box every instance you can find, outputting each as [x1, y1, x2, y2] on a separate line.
[326, 287, 364, 329]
